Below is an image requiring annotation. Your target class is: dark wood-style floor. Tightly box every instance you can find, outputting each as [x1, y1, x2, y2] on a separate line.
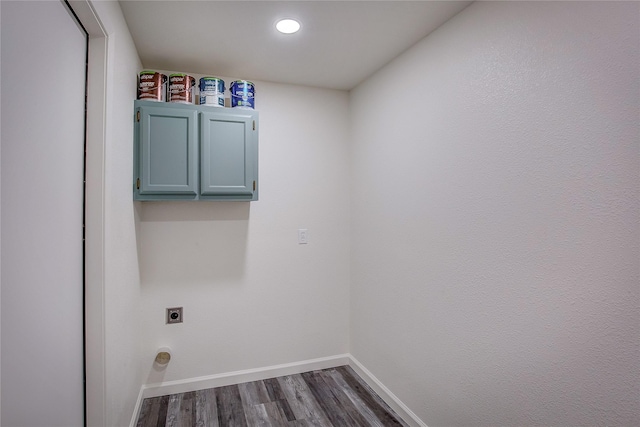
[136, 365, 409, 426]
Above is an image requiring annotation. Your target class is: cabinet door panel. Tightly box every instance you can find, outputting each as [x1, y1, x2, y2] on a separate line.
[139, 106, 198, 195]
[200, 111, 257, 198]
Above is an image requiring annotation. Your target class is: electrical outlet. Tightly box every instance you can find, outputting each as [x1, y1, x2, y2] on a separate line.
[298, 228, 308, 244]
[166, 307, 183, 324]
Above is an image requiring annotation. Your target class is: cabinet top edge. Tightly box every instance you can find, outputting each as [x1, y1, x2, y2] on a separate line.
[134, 99, 259, 117]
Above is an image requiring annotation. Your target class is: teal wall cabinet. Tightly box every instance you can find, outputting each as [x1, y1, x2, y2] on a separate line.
[134, 100, 258, 201]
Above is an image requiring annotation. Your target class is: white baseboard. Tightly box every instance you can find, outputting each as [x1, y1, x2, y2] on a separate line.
[347, 355, 428, 427]
[129, 386, 145, 427]
[141, 354, 351, 399]
[130, 353, 427, 427]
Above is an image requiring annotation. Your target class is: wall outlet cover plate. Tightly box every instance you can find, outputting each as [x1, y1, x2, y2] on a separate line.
[166, 307, 183, 324]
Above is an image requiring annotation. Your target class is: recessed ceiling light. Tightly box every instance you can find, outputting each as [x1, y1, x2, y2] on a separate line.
[276, 18, 301, 34]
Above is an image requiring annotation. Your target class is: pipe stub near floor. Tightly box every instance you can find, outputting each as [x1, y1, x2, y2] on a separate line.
[155, 347, 172, 366]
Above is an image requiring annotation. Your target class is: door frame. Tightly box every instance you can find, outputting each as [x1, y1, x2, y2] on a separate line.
[68, 1, 108, 425]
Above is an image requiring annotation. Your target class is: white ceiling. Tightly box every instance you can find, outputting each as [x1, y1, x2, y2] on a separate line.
[119, 0, 472, 91]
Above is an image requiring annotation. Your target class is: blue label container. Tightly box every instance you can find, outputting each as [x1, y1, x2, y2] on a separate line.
[199, 77, 225, 93]
[199, 77, 225, 107]
[230, 80, 255, 109]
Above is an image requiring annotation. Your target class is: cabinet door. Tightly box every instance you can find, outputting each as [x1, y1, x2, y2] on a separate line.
[137, 105, 198, 197]
[200, 110, 258, 200]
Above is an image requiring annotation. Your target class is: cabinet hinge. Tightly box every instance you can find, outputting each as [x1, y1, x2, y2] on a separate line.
[136, 178, 140, 189]
[136, 111, 140, 122]
[253, 121, 255, 131]
[253, 181, 256, 191]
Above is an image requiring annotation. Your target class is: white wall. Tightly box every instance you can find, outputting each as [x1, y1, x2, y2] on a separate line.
[350, 2, 639, 426]
[137, 77, 351, 384]
[87, 1, 143, 426]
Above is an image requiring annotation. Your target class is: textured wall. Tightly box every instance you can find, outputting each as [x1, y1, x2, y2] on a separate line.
[350, 1, 639, 425]
[137, 79, 351, 384]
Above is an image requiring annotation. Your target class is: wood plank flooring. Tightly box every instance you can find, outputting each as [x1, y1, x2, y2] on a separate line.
[136, 365, 409, 427]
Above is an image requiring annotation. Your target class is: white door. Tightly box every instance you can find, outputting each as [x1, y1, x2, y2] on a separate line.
[1, 1, 87, 425]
